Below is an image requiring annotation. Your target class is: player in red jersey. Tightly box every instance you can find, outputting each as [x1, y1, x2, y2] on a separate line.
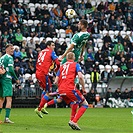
[34, 41, 60, 118]
[55, 52, 88, 130]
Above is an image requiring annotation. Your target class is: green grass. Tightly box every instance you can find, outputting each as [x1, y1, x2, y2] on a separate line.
[0, 108, 133, 133]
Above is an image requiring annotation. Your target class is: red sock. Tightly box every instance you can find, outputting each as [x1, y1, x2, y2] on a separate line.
[47, 99, 55, 106]
[38, 97, 48, 111]
[70, 103, 78, 121]
[72, 106, 87, 123]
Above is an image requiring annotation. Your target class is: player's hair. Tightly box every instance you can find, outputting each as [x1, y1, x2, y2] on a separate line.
[5, 43, 13, 49]
[80, 19, 88, 28]
[46, 41, 54, 47]
[66, 52, 75, 60]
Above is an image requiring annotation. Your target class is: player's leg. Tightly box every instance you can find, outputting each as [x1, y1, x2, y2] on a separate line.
[42, 96, 63, 114]
[72, 99, 88, 123]
[35, 75, 51, 118]
[70, 102, 78, 121]
[4, 96, 14, 123]
[69, 90, 88, 130]
[0, 97, 5, 124]
[2, 80, 14, 123]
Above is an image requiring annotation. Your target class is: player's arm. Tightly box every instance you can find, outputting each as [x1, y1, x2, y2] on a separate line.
[59, 43, 74, 60]
[76, 63, 86, 93]
[79, 44, 86, 61]
[51, 51, 60, 72]
[0, 66, 6, 74]
[8, 59, 19, 82]
[54, 70, 60, 85]
[54, 58, 60, 72]
[78, 71, 85, 92]
[8, 66, 18, 80]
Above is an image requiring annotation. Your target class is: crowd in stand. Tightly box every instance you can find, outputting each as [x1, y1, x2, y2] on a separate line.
[0, 0, 133, 106]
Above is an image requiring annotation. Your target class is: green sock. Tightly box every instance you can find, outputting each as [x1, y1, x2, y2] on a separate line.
[5, 108, 11, 118]
[0, 108, 2, 114]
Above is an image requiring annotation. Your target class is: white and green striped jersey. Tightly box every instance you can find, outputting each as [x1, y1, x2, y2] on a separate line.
[69, 31, 90, 61]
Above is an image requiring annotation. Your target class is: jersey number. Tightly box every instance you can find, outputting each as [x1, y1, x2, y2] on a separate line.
[37, 52, 46, 65]
[61, 64, 70, 79]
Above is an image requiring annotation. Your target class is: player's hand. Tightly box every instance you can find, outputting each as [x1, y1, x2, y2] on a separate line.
[78, 56, 84, 62]
[58, 55, 63, 61]
[0, 68, 6, 74]
[16, 80, 20, 84]
[82, 88, 87, 95]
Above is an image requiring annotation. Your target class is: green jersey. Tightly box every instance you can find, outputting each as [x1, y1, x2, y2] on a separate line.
[62, 31, 90, 64]
[0, 54, 18, 80]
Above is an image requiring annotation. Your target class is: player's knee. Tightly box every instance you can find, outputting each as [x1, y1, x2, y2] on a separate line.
[57, 98, 62, 103]
[82, 100, 88, 108]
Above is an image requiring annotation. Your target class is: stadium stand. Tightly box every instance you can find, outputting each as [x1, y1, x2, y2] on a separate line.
[0, 0, 133, 108]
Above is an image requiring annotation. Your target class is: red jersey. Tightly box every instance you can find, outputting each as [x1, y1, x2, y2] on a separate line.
[56, 60, 82, 92]
[36, 48, 58, 75]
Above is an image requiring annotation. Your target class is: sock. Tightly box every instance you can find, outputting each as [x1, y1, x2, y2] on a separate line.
[38, 95, 49, 111]
[72, 105, 88, 123]
[47, 99, 57, 106]
[5, 108, 11, 118]
[70, 103, 78, 121]
[0, 108, 2, 114]
[41, 91, 46, 98]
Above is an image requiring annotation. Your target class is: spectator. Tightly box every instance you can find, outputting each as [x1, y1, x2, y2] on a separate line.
[126, 16, 133, 31]
[27, 48, 37, 60]
[114, 88, 122, 99]
[20, 48, 27, 59]
[121, 88, 130, 100]
[9, 13, 18, 24]
[65, 25, 73, 38]
[119, 57, 128, 75]
[90, 68, 100, 92]
[35, 6, 42, 20]
[13, 47, 21, 59]
[101, 67, 111, 84]
[27, 38, 36, 50]
[42, 22, 49, 38]
[86, 89, 97, 107]
[35, 22, 45, 38]
[60, 41, 67, 55]
[8, 29, 15, 44]
[40, 38, 46, 50]
[129, 87, 133, 99]
[91, 22, 101, 39]
[53, 5, 63, 19]
[84, 49, 95, 73]
[14, 28, 23, 47]
[20, 58, 29, 74]
[116, 16, 123, 30]
[21, 22, 30, 37]
[10, 20, 19, 33]
[115, 67, 124, 77]
[47, 24, 57, 38]
[105, 88, 114, 107]
[108, 15, 117, 30]
[112, 41, 124, 56]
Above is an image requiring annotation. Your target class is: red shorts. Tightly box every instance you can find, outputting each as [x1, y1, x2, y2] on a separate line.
[59, 89, 85, 105]
[36, 72, 52, 92]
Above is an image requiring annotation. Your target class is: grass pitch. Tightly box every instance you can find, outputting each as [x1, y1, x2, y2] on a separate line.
[0, 108, 132, 133]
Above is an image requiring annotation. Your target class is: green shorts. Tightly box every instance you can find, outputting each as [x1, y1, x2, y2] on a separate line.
[0, 78, 13, 97]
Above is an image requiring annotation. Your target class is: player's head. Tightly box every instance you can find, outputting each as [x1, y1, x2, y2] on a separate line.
[46, 41, 55, 50]
[78, 19, 88, 31]
[66, 52, 75, 61]
[5, 44, 14, 55]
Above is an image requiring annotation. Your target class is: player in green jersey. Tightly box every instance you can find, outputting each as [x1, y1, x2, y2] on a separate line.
[59, 19, 90, 64]
[0, 44, 19, 124]
[41, 19, 89, 122]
